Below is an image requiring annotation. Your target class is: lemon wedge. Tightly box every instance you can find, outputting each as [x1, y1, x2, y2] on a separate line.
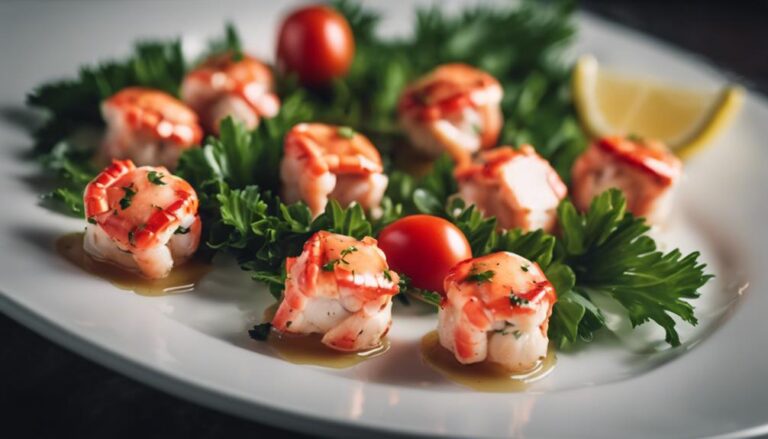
[572, 55, 744, 158]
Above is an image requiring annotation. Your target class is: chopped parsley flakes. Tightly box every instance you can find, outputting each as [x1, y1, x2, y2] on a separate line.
[119, 184, 136, 210]
[337, 126, 356, 139]
[322, 245, 358, 271]
[465, 269, 494, 284]
[627, 133, 645, 143]
[509, 292, 530, 307]
[127, 224, 145, 246]
[147, 170, 166, 185]
[340, 246, 358, 258]
[494, 327, 523, 339]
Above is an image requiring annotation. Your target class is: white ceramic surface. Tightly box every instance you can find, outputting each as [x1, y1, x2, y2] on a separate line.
[1, 1, 766, 438]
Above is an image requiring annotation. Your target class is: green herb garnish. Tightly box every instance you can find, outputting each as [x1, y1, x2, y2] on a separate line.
[552, 189, 711, 347]
[340, 246, 358, 258]
[627, 133, 644, 143]
[322, 245, 358, 271]
[465, 269, 495, 284]
[119, 185, 136, 210]
[509, 293, 530, 307]
[413, 290, 442, 307]
[147, 171, 166, 185]
[248, 322, 272, 341]
[337, 126, 356, 139]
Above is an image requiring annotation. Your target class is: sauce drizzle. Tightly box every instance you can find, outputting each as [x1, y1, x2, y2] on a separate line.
[261, 303, 389, 369]
[421, 330, 556, 392]
[56, 232, 211, 296]
[267, 332, 389, 369]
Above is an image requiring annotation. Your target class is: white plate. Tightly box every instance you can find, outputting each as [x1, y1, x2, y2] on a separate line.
[1, 1, 767, 437]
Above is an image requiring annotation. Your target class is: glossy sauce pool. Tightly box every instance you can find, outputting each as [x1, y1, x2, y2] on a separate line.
[56, 232, 211, 296]
[421, 330, 556, 392]
[267, 332, 390, 368]
[261, 303, 390, 368]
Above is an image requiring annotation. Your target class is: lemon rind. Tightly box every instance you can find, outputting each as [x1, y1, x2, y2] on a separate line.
[572, 54, 745, 160]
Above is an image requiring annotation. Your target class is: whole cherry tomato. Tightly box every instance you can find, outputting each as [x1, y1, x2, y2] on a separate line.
[276, 5, 355, 86]
[377, 215, 472, 295]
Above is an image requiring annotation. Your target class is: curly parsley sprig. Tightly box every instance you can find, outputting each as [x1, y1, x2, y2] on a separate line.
[554, 190, 711, 346]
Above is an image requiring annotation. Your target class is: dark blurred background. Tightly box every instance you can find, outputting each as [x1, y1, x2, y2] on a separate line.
[582, 0, 768, 93]
[2, 2, 767, 438]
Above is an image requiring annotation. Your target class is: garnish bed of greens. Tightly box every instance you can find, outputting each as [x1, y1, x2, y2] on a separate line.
[25, 0, 711, 348]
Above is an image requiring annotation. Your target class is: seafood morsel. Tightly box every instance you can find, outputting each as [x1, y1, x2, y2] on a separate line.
[83, 159, 201, 279]
[101, 87, 203, 170]
[571, 135, 682, 224]
[181, 52, 280, 133]
[398, 63, 503, 163]
[438, 252, 556, 372]
[272, 231, 400, 352]
[455, 146, 567, 233]
[280, 123, 388, 218]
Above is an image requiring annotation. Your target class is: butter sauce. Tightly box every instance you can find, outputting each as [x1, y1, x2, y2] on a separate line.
[267, 332, 390, 369]
[56, 232, 211, 296]
[261, 303, 389, 368]
[421, 330, 556, 392]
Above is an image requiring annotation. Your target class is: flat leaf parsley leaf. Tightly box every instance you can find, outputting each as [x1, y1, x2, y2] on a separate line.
[147, 171, 166, 185]
[555, 189, 712, 347]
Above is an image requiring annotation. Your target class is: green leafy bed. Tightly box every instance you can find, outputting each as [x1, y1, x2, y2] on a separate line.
[25, 0, 711, 348]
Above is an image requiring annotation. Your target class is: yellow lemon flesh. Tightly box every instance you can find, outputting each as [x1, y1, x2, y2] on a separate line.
[573, 55, 744, 159]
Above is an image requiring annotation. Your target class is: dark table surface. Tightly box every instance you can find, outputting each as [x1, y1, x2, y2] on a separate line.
[3, 2, 767, 438]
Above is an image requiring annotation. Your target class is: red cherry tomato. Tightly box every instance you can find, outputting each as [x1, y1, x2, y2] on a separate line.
[377, 215, 472, 295]
[276, 5, 355, 86]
